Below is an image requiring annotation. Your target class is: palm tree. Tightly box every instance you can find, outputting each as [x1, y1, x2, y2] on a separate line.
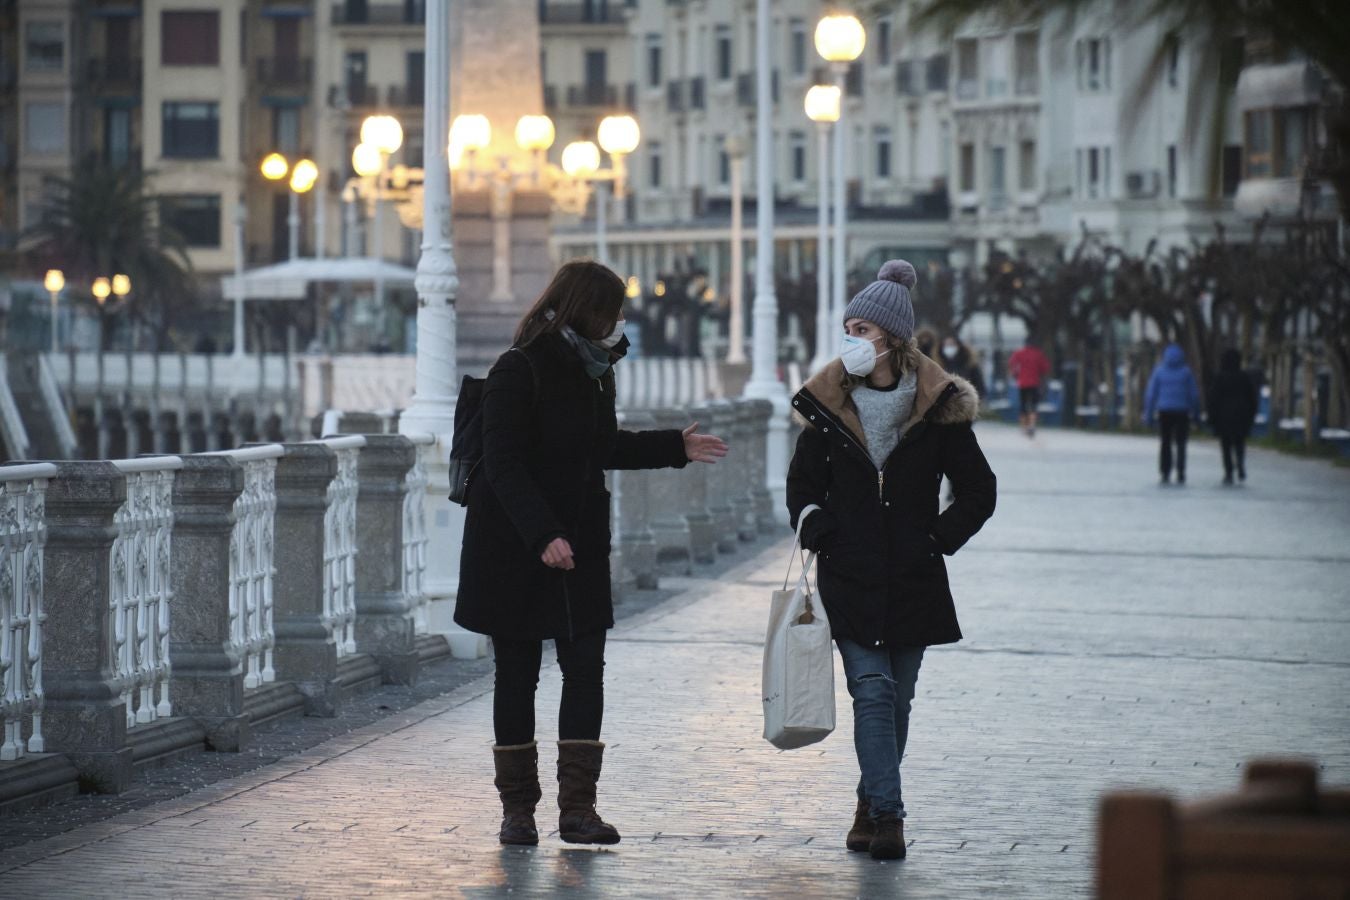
[23, 157, 196, 348]
[912, 0, 1350, 217]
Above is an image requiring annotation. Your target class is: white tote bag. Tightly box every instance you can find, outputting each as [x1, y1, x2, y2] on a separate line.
[762, 505, 836, 750]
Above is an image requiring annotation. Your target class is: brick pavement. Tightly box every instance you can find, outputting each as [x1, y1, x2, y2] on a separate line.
[0, 424, 1346, 898]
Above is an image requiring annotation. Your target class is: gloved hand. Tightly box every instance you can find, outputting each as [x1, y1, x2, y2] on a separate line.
[798, 507, 839, 553]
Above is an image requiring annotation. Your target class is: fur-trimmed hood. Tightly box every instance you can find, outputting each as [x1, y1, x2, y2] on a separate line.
[792, 355, 980, 450]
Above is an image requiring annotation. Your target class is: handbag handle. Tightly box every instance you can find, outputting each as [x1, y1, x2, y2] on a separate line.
[783, 504, 821, 592]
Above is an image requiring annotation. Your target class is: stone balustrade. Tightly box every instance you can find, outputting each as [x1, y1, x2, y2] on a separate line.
[0, 399, 778, 812]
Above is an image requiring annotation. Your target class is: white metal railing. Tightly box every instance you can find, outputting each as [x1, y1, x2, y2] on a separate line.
[0, 353, 32, 462]
[615, 357, 725, 409]
[0, 463, 56, 761]
[404, 434, 434, 634]
[319, 436, 364, 656]
[37, 354, 79, 459]
[109, 457, 182, 729]
[212, 445, 282, 689]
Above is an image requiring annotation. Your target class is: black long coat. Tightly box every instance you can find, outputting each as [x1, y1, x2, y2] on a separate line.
[454, 332, 688, 641]
[1208, 369, 1258, 439]
[786, 357, 997, 648]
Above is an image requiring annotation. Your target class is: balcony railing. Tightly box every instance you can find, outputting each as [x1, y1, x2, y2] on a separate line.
[86, 57, 143, 90]
[566, 83, 619, 108]
[331, 2, 425, 25]
[344, 83, 381, 107]
[388, 83, 425, 108]
[538, 2, 627, 24]
[257, 57, 313, 88]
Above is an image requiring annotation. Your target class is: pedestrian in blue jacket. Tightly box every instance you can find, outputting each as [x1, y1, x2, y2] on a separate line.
[1144, 343, 1201, 485]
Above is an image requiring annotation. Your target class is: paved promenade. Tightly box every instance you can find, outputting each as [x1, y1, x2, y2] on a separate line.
[1, 424, 1347, 898]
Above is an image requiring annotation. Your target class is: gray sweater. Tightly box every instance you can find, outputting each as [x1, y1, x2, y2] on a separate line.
[851, 371, 918, 469]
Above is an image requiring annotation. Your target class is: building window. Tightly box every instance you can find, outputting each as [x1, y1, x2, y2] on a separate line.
[927, 54, 949, 92]
[161, 11, 220, 66]
[1275, 106, 1311, 178]
[345, 52, 368, 105]
[1244, 110, 1272, 178]
[958, 142, 975, 192]
[789, 18, 807, 77]
[105, 108, 133, 165]
[876, 19, 892, 67]
[25, 21, 65, 72]
[717, 135, 730, 185]
[875, 127, 892, 180]
[162, 102, 219, 158]
[645, 34, 661, 88]
[1166, 37, 1180, 88]
[162, 194, 222, 247]
[1014, 32, 1038, 95]
[25, 102, 66, 153]
[790, 131, 806, 182]
[1018, 139, 1036, 192]
[584, 49, 607, 103]
[956, 38, 978, 99]
[988, 145, 1006, 206]
[406, 51, 425, 105]
[1167, 144, 1177, 197]
[273, 107, 300, 155]
[1221, 145, 1242, 197]
[845, 61, 863, 97]
[715, 25, 732, 81]
[648, 141, 662, 188]
[1076, 37, 1110, 91]
[1080, 145, 1111, 198]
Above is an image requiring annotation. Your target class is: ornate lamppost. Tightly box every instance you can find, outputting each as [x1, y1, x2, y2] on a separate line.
[815, 14, 866, 328]
[805, 84, 841, 373]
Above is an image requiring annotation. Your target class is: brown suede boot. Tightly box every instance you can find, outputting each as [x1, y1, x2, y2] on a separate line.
[869, 812, 905, 860]
[493, 742, 541, 846]
[846, 798, 874, 852]
[556, 740, 621, 845]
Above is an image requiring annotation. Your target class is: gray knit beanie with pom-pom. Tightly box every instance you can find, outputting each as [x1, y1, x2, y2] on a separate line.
[843, 259, 917, 340]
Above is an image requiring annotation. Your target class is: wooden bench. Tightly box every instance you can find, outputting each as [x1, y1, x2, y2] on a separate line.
[1097, 759, 1350, 899]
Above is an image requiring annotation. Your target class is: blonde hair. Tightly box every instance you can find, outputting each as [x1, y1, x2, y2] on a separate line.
[840, 335, 924, 392]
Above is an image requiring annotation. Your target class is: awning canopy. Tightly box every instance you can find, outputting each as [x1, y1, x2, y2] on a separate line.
[220, 257, 419, 300]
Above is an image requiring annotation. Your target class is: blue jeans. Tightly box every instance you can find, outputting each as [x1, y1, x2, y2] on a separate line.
[837, 639, 925, 819]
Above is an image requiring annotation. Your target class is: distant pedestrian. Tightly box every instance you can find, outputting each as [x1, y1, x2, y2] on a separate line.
[939, 335, 986, 400]
[1144, 343, 1201, 485]
[787, 260, 997, 861]
[914, 325, 939, 361]
[454, 261, 728, 847]
[1208, 348, 1258, 485]
[1008, 337, 1051, 437]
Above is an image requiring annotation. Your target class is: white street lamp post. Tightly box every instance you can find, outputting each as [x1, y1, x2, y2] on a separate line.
[725, 134, 746, 365]
[232, 201, 247, 362]
[815, 15, 865, 331]
[744, 0, 791, 518]
[594, 179, 609, 265]
[805, 84, 840, 372]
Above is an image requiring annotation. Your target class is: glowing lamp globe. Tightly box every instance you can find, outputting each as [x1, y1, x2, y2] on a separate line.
[515, 115, 556, 152]
[261, 152, 290, 181]
[815, 14, 866, 63]
[360, 115, 404, 155]
[111, 274, 131, 297]
[91, 277, 111, 302]
[597, 115, 640, 156]
[561, 140, 601, 179]
[290, 158, 319, 193]
[804, 84, 842, 122]
[43, 269, 64, 294]
[352, 143, 383, 178]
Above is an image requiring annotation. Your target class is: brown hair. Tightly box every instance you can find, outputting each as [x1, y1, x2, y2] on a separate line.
[840, 334, 925, 392]
[514, 260, 625, 346]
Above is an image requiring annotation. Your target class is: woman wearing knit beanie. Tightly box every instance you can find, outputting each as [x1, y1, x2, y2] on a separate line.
[786, 260, 998, 860]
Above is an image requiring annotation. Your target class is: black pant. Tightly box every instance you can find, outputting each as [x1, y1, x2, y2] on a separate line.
[1220, 434, 1247, 479]
[1158, 411, 1190, 478]
[492, 630, 607, 746]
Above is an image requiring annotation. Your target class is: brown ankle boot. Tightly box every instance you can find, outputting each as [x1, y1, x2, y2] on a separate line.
[869, 812, 905, 860]
[493, 742, 541, 845]
[556, 740, 621, 845]
[846, 798, 874, 852]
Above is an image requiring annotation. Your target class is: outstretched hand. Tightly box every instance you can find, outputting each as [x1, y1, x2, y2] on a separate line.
[682, 423, 729, 464]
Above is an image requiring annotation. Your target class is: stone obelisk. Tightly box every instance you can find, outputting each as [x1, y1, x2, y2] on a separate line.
[449, 0, 554, 376]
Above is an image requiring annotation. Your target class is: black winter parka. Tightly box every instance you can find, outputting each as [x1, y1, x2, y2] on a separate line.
[786, 357, 996, 648]
[454, 332, 688, 641]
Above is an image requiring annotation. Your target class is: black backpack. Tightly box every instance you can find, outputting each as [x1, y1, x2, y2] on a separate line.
[447, 348, 536, 506]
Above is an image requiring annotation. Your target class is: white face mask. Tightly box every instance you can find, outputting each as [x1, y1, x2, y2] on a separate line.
[597, 318, 627, 349]
[839, 334, 890, 377]
[942, 344, 959, 359]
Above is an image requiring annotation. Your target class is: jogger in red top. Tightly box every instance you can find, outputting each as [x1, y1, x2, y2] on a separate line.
[1008, 339, 1051, 437]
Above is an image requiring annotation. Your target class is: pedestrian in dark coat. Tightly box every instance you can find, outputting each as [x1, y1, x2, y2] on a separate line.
[939, 334, 987, 399]
[786, 259, 997, 861]
[455, 260, 728, 848]
[1144, 343, 1201, 485]
[1208, 348, 1258, 484]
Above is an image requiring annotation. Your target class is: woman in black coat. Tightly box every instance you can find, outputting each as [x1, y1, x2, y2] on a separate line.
[455, 261, 728, 847]
[1207, 348, 1258, 484]
[786, 260, 997, 860]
